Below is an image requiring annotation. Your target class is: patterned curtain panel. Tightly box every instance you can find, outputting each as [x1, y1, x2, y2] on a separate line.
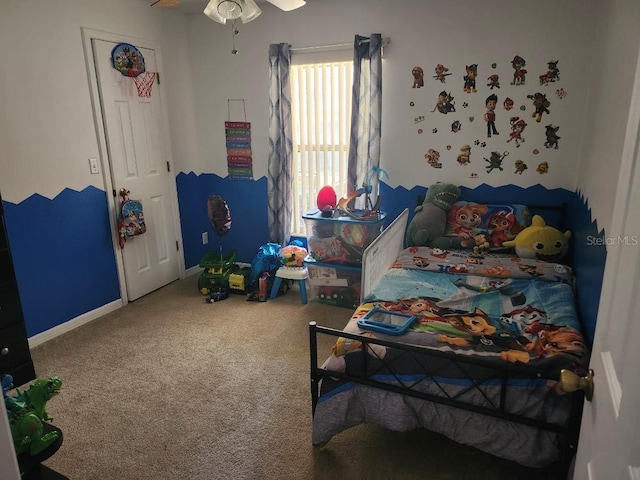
[268, 43, 293, 246]
[347, 34, 382, 209]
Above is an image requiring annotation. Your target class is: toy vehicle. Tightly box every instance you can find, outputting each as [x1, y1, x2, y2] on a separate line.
[205, 288, 229, 303]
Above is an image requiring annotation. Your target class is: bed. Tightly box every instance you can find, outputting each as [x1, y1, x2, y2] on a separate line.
[309, 205, 590, 473]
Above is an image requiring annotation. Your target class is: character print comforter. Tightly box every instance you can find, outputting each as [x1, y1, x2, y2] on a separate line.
[312, 247, 590, 468]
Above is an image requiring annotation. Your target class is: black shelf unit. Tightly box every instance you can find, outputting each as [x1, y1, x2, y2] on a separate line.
[0, 193, 36, 387]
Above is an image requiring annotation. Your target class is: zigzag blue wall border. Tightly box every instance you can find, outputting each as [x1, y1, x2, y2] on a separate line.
[3, 186, 120, 337]
[3, 176, 605, 345]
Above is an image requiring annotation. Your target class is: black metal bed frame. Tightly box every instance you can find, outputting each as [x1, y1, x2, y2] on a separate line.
[309, 322, 584, 476]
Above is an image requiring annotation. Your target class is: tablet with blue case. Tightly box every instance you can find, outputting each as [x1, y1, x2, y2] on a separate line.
[357, 308, 416, 335]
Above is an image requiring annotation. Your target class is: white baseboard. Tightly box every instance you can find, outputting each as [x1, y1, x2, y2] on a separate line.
[28, 299, 123, 348]
[185, 265, 203, 277]
[29, 264, 255, 347]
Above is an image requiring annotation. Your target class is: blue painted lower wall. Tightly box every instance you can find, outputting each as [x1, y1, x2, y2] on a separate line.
[3, 187, 120, 337]
[2, 176, 605, 346]
[176, 172, 269, 268]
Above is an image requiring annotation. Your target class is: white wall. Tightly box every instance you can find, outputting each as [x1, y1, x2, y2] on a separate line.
[576, 0, 640, 234]
[0, 0, 196, 204]
[184, 0, 596, 191]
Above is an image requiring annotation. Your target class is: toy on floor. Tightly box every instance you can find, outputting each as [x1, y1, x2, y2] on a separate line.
[2, 374, 62, 456]
[205, 288, 229, 303]
[198, 195, 235, 298]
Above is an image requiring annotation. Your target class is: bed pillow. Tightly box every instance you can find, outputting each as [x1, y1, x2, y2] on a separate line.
[439, 201, 531, 251]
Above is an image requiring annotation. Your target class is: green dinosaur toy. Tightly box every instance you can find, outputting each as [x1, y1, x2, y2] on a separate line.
[406, 183, 460, 247]
[3, 376, 62, 456]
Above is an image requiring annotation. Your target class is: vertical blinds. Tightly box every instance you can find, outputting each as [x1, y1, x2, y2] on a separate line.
[290, 60, 353, 236]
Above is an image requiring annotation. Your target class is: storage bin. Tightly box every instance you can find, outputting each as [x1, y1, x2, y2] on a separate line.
[303, 209, 386, 266]
[304, 257, 362, 309]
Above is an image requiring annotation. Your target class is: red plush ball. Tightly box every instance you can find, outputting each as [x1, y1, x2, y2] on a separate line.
[316, 186, 337, 211]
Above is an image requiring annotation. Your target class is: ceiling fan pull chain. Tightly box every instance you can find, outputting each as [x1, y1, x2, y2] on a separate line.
[231, 20, 239, 55]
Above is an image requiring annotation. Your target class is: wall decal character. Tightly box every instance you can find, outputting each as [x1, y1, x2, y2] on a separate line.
[527, 92, 551, 122]
[503, 97, 514, 110]
[539, 60, 560, 86]
[487, 74, 500, 90]
[457, 145, 471, 165]
[432, 91, 456, 114]
[484, 94, 499, 137]
[425, 149, 442, 168]
[514, 159, 528, 174]
[433, 64, 451, 83]
[556, 88, 567, 99]
[507, 117, 527, 147]
[463, 64, 478, 93]
[544, 124, 561, 149]
[510, 55, 527, 85]
[451, 120, 462, 133]
[484, 151, 508, 173]
[537, 161, 550, 174]
[412, 66, 425, 88]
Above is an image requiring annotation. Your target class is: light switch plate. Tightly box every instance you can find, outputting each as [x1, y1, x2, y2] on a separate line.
[89, 158, 99, 174]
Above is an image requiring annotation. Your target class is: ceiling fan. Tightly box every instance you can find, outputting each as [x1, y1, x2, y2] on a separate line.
[151, 0, 306, 24]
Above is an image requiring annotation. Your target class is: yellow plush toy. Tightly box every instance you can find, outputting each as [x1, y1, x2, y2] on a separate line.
[502, 215, 571, 262]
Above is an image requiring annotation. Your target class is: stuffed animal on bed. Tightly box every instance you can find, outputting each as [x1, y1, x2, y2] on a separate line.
[406, 183, 461, 247]
[502, 215, 571, 262]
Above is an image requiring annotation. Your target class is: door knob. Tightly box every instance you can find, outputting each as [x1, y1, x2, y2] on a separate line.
[558, 368, 594, 401]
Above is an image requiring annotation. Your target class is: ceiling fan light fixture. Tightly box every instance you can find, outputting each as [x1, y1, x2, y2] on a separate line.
[265, 0, 306, 12]
[204, 0, 261, 24]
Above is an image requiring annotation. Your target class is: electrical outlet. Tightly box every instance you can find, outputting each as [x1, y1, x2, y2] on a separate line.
[202, 232, 209, 245]
[89, 158, 99, 175]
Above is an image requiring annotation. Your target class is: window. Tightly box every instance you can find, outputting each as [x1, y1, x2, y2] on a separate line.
[290, 58, 353, 236]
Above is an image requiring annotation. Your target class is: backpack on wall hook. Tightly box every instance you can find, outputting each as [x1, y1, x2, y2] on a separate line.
[118, 188, 146, 248]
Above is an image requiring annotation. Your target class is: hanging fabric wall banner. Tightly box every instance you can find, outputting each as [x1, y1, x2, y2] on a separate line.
[226, 99, 253, 179]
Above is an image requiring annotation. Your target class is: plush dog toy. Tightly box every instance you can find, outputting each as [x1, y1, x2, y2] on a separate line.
[406, 183, 461, 247]
[502, 215, 570, 262]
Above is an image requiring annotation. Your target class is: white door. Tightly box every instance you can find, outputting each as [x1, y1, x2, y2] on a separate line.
[572, 49, 640, 479]
[92, 38, 180, 301]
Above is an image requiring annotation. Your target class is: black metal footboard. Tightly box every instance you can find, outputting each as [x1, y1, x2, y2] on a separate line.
[309, 321, 584, 475]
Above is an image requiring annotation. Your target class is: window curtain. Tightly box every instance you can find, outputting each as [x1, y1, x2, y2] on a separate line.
[267, 43, 293, 246]
[347, 34, 382, 210]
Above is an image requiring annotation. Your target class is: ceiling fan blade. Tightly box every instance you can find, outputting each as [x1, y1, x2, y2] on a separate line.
[151, 0, 181, 7]
[265, 0, 306, 12]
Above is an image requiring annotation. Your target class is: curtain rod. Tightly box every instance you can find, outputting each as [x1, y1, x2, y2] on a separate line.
[290, 37, 390, 53]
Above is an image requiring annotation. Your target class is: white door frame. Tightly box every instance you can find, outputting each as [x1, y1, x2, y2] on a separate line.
[81, 27, 185, 304]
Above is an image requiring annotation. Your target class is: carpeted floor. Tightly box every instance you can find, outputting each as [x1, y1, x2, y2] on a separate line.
[29, 275, 557, 479]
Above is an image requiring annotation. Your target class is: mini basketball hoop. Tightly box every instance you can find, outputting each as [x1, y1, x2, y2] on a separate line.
[133, 72, 156, 98]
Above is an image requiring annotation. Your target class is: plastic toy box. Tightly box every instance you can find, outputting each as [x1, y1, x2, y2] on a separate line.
[303, 209, 386, 266]
[304, 257, 362, 309]
[198, 250, 237, 294]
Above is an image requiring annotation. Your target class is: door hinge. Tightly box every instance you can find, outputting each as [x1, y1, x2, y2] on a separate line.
[166, 161, 171, 172]
[157, 72, 160, 85]
[112, 189, 117, 197]
[176, 241, 179, 251]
